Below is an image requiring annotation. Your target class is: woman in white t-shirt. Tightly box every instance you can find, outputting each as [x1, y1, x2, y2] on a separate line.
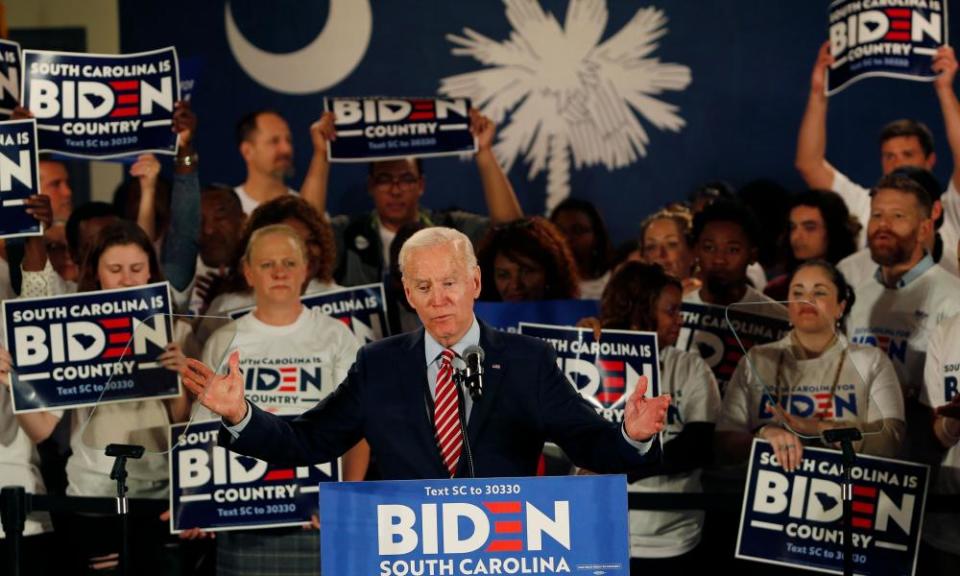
[582, 261, 721, 570]
[196, 223, 367, 576]
[4, 219, 192, 573]
[716, 260, 905, 472]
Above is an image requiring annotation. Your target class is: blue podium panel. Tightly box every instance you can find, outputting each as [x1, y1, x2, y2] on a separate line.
[320, 475, 629, 575]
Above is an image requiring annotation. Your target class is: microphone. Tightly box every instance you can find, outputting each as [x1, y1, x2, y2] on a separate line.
[456, 345, 484, 401]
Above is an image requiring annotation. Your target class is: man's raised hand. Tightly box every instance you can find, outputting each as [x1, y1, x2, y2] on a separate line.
[181, 350, 248, 425]
[623, 375, 671, 442]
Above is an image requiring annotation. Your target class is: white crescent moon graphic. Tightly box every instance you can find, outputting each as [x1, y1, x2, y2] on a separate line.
[225, 0, 372, 95]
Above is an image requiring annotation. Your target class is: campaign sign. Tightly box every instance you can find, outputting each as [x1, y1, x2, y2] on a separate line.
[474, 299, 599, 333]
[325, 96, 477, 162]
[169, 419, 339, 533]
[0, 119, 42, 239]
[22, 47, 180, 159]
[0, 39, 20, 116]
[737, 440, 928, 575]
[519, 323, 659, 422]
[676, 303, 789, 395]
[320, 475, 629, 576]
[229, 283, 388, 342]
[2, 282, 179, 413]
[827, 0, 948, 95]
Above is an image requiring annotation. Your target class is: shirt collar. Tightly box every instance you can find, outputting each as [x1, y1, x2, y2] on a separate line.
[424, 316, 481, 366]
[872, 252, 934, 289]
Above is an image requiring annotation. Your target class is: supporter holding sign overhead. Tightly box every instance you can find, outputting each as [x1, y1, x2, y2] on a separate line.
[21, 47, 180, 159]
[0, 119, 42, 240]
[300, 105, 522, 287]
[827, 0, 948, 95]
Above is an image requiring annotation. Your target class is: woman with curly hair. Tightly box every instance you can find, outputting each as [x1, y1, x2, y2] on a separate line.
[476, 216, 580, 301]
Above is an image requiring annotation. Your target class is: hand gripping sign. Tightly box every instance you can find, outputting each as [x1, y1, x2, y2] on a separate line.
[325, 96, 477, 162]
[22, 47, 180, 159]
[0, 118, 42, 239]
[827, 0, 948, 95]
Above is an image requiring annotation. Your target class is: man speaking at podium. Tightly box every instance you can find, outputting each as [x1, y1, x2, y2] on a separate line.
[182, 227, 670, 479]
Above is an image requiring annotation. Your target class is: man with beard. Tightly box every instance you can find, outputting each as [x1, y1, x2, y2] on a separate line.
[682, 200, 787, 320]
[846, 173, 960, 460]
[185, 186, 247, 315]
[234, 110, 299, 215]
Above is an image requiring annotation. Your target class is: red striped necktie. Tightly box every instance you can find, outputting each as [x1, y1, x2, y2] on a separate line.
[434, 349, 463, 477]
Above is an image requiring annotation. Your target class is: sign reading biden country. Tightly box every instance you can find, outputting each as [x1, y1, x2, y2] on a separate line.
[169, 419, 339, 532]
[2, 282, 179, 413]
[229, 282, 388, 343]
[519, 323, 660, 423]
[325, 96, 477, 162]
[22, 47, 180, 159]
[0, 39, 21, 116]
[827, 0, 948, 95]
[0, 119, 42, 239]
[677, 302, 789, 395]
[737, 440, 928, 575]
[320, 475, 629, 576]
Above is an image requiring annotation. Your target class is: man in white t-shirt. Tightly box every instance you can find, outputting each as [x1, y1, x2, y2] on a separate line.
[845, 174, 960, 459]
[233, 109, 301, 214]
[796, 42, 960, 276]
[920, 314, 960, 573]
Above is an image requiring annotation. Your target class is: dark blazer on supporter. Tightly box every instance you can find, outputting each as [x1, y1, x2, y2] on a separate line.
[219, 321, 660, 479]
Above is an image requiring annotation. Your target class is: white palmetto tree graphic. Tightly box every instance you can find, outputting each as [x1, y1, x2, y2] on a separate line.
[439, 0, 692, 212]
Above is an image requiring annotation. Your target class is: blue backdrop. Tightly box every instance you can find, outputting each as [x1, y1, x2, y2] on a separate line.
[118, 0, 960, 244]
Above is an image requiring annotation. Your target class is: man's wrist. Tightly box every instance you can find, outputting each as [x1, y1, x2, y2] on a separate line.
[227, 401, 248, 426]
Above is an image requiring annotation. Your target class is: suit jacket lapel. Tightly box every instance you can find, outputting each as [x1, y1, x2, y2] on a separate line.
[466, 322, 505, 447]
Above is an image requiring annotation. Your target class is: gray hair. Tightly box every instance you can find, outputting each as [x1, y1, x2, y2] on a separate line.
[398, 227, 477, 277]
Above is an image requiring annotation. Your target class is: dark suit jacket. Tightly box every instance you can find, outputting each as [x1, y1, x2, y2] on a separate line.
[220, 321, 660, 479]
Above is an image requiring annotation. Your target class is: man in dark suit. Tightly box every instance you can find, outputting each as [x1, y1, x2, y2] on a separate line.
[182, 227, 671, 479]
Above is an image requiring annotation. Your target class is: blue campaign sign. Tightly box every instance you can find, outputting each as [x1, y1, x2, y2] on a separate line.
[519, 323, 659, 422]
[320, 475, 629, 576]
[325, 96, 477, 162]
[0, 119, 42, 240]
[169, 419, 339, 532]
[0, 39, 20, 116]
[676, 302, 789, 395]
[474, 299, 599, 333]
[827, 0, 948, 95]
[2, 282, 179, 413]
[21, 47, 181, 159]
[228, 283, 388, 342]
[737, 440, 928, 575]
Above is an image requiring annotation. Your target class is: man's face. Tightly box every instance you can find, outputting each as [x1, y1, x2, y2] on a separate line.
[39, 161, 72, 221]
[403, 243, 481, 347]
[867, 188, 929, 267]
[880, 136, 934, 175]
[368, 159, 423, 229]
[695, 221, 754, 293]
[200, 191, 245, 267]
[789, 205, 828, 261]
[241, 113, 294, 180]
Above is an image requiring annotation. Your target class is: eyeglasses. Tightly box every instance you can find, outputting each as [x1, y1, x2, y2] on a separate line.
[372, 173, 420, 191]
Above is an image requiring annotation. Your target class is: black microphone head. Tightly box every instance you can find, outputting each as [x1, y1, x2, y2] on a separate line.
[464, 345, 484, 364]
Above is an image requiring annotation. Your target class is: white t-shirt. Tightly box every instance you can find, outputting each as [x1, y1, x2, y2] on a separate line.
[233, 185, 298, 216]
[837, 248, 875, 292]
[846, 263, 960, 400]
[920, 314, 960, 555]
[717, 334, 903, 436]
[201, 306, 360, 416]
[64, 320, 195, 498]
[683, 284, 788, 321]
[746, 262, 767, 293]
[832, 169, 960, 276]
[628, 346, 721, 558]
[578, 271, 610, 301]
[0, 385, 53, 537]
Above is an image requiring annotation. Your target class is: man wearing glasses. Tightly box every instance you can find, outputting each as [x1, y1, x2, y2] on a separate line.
[301, 109, 523, 287]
